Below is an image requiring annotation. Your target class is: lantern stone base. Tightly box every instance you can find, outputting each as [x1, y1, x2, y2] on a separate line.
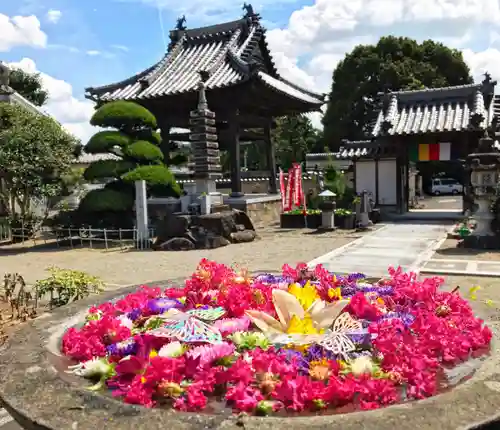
[462, 234, 500, 249]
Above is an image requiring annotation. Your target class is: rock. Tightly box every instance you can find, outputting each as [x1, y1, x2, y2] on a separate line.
[206, 235, 230, 249]
[155, 213, 190, 241]
[233, 209, 255, 231]
[230, 230, 257, 243]
[156, 237, 195, 251]
[195, 211, 236, 239]
[235, 224, 245, 231]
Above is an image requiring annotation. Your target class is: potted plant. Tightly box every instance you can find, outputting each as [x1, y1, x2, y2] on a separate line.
[334, 208, 355, 229]
[280, 208, 322, 228]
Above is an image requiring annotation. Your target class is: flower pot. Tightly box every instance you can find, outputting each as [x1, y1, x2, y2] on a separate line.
[341, 214, 355, 229]
[280, 213, 322, 229]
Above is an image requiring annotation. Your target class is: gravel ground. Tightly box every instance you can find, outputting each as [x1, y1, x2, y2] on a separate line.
[432, 238, 500, 261]
[0, 226, 376, 287]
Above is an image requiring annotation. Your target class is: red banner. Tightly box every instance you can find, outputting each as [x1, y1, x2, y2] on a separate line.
[279, 168, 286, 211]
[285, 167, 294, 212]
[292, 163, 303, 207]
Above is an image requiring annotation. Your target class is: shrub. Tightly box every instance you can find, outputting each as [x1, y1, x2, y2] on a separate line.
[122, 165, 181, 195]
[35, 267, 104, 309]
[79, 188, 135, 212]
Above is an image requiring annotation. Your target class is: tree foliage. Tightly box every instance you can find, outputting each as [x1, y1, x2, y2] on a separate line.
[322, 36, 473, 150]
[8, 68, 49, 107]
[0, 103, 79, 219]
[272, 114, 321, 169]
[79, 101, 180, 225]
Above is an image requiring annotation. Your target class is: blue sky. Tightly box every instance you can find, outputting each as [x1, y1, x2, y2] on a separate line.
[3, 0, 313, 98]
[2, 0, 500, 141]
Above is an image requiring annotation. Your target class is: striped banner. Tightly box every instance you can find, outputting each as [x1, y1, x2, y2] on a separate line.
[409, 142, 456, 162]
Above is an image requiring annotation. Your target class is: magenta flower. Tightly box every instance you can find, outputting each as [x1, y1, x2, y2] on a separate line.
[212, 317, 250, 336]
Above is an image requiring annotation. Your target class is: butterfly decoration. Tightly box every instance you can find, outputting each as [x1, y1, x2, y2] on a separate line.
[148, 307, 224, 344]
[318, 312, 363, 359]
[186, 306, 226, 321]
[267, 312, 363, 359]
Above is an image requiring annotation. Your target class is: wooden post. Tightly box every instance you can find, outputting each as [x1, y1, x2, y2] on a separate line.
[265, 121, 278, 194]
[229, 111, 243, 197]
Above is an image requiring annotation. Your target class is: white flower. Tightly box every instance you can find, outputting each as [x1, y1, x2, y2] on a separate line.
[158, 341, 185, 357]
[349, 356, 374, 376]
[67, 358, 112, 378]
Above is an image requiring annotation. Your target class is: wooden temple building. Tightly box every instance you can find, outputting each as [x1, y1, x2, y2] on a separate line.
[85, 5, 324, 196]
[310, 75, 500, 213]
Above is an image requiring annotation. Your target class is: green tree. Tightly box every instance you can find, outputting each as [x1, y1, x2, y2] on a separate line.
[8, 68, 48, 107]
[0, 103, 79, 221]
[273, 114, 319, 169]
[78, 100, 181, 227]
[323, 37, 473, 150]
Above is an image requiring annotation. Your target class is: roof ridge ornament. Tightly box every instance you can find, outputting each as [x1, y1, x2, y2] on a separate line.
[176, 15, 187, 30]
[242, 3, 259, 19]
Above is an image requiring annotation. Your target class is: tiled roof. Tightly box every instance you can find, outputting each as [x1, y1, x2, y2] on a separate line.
[308, 140, 397, 160]
[371, 77, 497, 137]
[85, 15, 323, 107]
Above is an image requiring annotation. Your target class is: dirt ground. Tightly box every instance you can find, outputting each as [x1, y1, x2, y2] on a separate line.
[432, 238, 500, 262]
[0, 226, 373, 287]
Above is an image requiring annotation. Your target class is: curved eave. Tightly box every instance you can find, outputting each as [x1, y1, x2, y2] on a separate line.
[256, 71, 325, 108]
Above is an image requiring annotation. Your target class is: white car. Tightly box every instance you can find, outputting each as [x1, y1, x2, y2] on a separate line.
[430, 178, 463, 195]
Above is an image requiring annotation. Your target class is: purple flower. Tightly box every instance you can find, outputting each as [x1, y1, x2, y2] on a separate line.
[127, 308, 142, 321]
[107, 339, 137, 356]
[380, 311, 415, 327]
[147, 298, 183, 314]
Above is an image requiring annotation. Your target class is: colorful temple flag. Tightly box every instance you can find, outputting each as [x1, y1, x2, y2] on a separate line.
[409, 142, 454, 162]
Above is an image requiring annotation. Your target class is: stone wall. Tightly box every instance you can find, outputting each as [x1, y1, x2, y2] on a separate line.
[245, 199, 282, 227]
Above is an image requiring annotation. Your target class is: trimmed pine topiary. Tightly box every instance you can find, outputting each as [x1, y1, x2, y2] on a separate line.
[78, 100, 180, 228]
[90, 100, 157, 130]
[86, 131, 130, 154]
[124, 140, 164, 162]
[83, 159, 135, 181]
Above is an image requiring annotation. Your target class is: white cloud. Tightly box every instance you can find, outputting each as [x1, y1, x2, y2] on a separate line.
[46, 9, 62, 24]
[8, 58, 97, 143]
[110, 44, 129, 51]
[265, 0, 500, 104]
[0, 14, 47, 51]
[86, 50, 101, 56]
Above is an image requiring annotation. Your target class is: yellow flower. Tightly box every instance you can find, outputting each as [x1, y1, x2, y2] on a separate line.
[484, 299, 495, 307]
[469, 286, 481, 300]
[286, 314, 321, 335]
[288, 282, 319, 310]
[328, 287, 342, 300]
[149, 349, 158, 358]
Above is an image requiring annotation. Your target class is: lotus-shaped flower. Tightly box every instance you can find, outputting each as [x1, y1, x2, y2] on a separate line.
[245, 287, 350, 345]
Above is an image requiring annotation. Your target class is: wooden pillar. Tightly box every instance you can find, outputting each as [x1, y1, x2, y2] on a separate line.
[374, 157, 379, 205]
[228, 111, 243, 197]
[158, 122, 171, 162]
[264, 121, 278, 194]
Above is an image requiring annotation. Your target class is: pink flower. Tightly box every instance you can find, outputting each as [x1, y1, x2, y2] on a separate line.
[187, 342, 235, 367]
[212, 317, 250, 336]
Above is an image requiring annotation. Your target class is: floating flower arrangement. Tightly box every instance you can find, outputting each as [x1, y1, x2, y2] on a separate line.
[62, 260, 492, 414]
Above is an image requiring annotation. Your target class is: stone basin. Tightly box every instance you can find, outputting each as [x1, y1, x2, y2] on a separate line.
[1, 283, 500, 430]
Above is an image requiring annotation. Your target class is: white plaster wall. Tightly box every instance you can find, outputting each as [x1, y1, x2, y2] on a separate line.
[355, 161, 376, 201]
[377, 159, 397, 205]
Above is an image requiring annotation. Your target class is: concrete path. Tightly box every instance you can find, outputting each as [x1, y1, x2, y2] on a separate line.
[308, 222, 449, 277]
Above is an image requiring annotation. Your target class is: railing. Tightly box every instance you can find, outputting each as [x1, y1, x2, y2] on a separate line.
[0, 225, 156, 250]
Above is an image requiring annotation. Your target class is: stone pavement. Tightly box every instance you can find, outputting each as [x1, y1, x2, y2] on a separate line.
[308, 222, 450, 277]
[420, 258, 500, 277]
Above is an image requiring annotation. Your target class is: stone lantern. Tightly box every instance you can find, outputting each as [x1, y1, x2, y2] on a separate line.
[318, 189, 336, 230]
[462, 133, 500, 249]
